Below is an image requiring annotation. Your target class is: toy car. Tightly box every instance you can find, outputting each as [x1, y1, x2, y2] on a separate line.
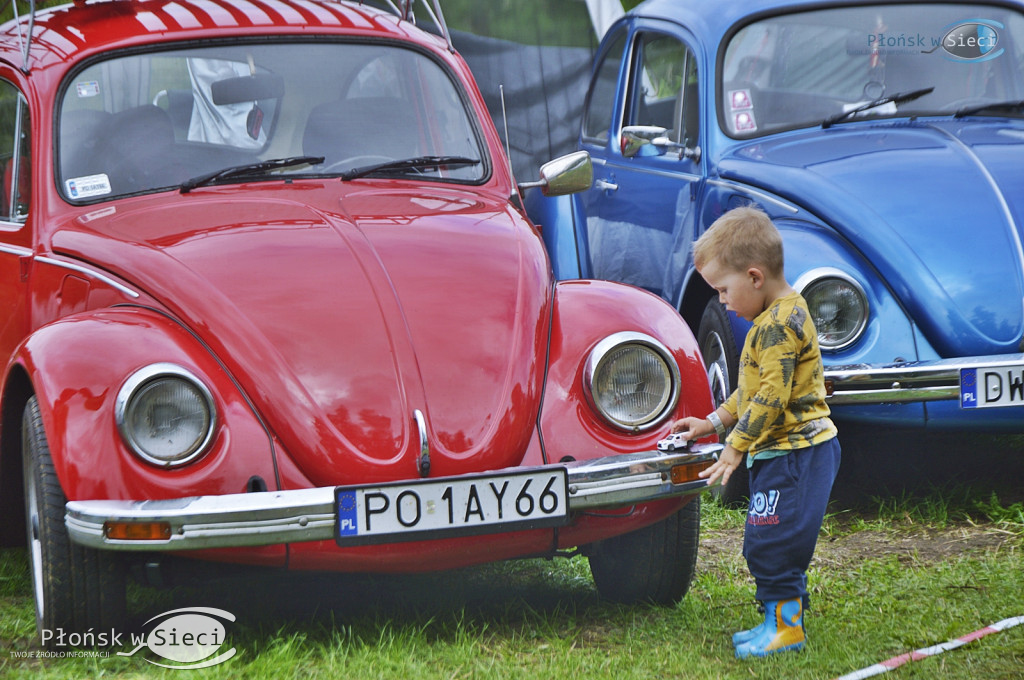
[526, 0, 1024, 503]
[657, 432, 690, 452]
[0, 0, 722, 641]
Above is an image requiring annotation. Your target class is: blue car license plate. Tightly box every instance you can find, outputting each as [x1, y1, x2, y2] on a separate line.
[960, 364, 1024, 409]
[335, 468, 569, 546]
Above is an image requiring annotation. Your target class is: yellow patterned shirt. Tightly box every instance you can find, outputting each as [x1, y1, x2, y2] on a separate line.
[722, 291, 837, 461]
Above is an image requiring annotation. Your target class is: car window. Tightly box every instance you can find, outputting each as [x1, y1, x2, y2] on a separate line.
[721, 3, 1024, 137]
[582, 29, 627, 144]
[58, 42, 486, 202]
[0, 82, 30, 222]
[625, 32, 699, 147]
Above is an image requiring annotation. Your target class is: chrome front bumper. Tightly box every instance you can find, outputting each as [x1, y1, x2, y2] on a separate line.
[824, 353, 1024, 405]
[65, 444, 721, 551]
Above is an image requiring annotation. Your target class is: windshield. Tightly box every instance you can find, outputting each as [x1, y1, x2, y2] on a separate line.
[720, 3, 1024, 138]
[59, 41, 487, 201]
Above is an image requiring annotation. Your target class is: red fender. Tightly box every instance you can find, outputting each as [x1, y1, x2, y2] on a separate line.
[14, 306, 280, 503]
[541, 279, 714, 460]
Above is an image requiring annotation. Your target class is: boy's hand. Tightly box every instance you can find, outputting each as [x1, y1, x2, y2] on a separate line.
[670, 416, 713, 439]
[699, 445, 744, 488]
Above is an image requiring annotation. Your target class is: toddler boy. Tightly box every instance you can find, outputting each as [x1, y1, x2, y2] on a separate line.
[673, 205, 841, 659]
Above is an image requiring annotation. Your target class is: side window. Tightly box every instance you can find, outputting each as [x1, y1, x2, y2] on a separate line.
[582, 30, 627, 144]
[0, 81, 30, 222]
[625, 33, 699, 147]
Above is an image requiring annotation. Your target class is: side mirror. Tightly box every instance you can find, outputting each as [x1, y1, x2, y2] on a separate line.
[518, 151, 593, 196]
[621, 125, 701, 163]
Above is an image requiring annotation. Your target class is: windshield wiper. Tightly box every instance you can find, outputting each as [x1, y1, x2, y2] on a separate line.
[954, 99, 1024, 119]
[180, 155, 325, 193]
[338, 155, 480, 182]
[821, 87, 935, 129]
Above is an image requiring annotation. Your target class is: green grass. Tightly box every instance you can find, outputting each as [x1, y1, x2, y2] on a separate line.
[1, 488, 1022, 679]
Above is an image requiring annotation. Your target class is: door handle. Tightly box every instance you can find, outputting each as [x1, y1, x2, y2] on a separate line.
[594, 178, 618, 192]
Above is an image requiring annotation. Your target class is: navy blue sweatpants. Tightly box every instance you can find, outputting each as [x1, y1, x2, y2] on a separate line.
[742, 437, 841, 603]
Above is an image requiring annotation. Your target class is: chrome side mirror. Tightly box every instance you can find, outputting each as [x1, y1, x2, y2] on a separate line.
[621, 125, 701, 163]
[518, 151, 593, 196]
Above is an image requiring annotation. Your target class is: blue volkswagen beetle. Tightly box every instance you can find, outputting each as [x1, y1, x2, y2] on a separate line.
[527, 0, 1024, 499]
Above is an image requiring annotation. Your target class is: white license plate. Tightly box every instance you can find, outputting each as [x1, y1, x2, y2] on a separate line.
[334, 468, 569, 545]
[960, 364, 1024, 409]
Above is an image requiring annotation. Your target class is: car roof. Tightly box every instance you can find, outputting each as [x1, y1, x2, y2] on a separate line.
[0, 0, 441, 73]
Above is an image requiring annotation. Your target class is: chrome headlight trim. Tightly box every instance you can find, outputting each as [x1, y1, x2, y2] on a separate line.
[795, 267, 870, 352]
[115, 363, 217, 468]
[583, 331, 681, 432]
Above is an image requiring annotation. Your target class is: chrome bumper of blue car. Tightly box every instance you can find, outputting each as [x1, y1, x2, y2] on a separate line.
[825, 353, 1024, 405]
[65, 444, 721, 551]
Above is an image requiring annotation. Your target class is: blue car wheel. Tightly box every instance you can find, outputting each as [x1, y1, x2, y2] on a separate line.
[697, 299, 749, 507]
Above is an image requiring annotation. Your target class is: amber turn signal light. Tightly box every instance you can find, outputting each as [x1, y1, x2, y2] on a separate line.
[670, 460, 713, 485]
[103, 521, 172, 541]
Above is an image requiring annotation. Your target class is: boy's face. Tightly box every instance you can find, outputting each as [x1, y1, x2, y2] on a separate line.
[698, 258, 766, 322]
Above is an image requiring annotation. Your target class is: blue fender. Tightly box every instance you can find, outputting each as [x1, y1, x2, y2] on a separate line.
[524, 187, 584, 280]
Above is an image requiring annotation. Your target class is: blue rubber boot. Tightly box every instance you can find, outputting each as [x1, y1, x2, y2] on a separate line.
[731, 602, 766, 647]
[734, 598, 805, 659]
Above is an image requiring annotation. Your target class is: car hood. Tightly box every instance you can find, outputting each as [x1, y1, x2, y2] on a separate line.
[52, 186, 552, 486]
[718, 120, 1024, 357]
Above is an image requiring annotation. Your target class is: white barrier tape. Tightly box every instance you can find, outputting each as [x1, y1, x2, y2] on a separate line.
[834, 615, 1024, 680]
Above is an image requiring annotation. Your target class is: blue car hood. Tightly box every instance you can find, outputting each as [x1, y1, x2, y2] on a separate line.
[717, 120, 1024, 357]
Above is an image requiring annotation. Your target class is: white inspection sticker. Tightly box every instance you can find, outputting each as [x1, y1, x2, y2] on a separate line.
[76, 81, 101, 98]
[66, 174, 112, 199]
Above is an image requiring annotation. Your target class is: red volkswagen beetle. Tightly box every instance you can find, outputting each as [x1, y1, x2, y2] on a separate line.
[0, 0, 719, 640]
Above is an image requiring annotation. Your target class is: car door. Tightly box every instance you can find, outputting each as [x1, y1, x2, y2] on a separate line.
[575, 20, 703, 305]
[0, 76, 32, 363]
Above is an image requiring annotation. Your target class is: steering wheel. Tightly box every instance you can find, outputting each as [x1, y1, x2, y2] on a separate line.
[321, 155, 394, 174]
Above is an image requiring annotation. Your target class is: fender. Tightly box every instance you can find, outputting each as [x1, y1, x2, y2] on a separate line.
[13, 305, 280, 504]
[525, 189, 585, 280]
[540, 279, 713, 461]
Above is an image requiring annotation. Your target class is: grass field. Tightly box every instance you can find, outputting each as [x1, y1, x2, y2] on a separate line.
[1, 465, 1022, 680]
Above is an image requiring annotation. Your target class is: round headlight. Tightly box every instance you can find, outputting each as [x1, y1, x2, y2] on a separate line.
[797, 269, 869, 351]
[116, 364, 216, 467]
[584, 332, 680, 431]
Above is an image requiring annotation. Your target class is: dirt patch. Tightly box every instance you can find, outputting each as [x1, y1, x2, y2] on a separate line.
[699, 520, 1020, 573]
[817, 523, 1018, 567]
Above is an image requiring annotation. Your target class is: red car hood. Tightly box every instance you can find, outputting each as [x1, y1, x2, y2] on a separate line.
[52, 186, 552, 486]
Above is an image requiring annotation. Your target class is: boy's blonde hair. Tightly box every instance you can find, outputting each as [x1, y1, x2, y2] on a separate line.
[693, 205, 784, 277]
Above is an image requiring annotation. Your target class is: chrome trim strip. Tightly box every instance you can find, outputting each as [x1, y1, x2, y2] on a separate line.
[35, 255, 140, 298]
[706, 179, 799, 214]
[413, 409, 428, 458]
[601, 160, 701, 183]
[0, 243, 32, 257]
[825, 353, 1024, 405]
[64, 444, 721, 551]
[413, 408, 430, 476]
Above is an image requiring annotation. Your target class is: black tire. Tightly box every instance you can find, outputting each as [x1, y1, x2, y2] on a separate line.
[587, 497, 700, 605]
[696, 299, 749, 507]
[22, 396, 126, 644]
